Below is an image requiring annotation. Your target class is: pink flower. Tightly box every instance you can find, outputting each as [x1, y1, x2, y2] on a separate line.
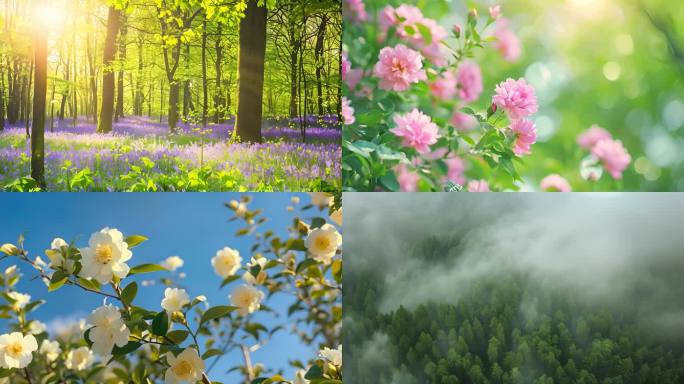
[540, 174, 571, 192]
[390, 108, 441, 154]
[492, 78, 538, 119]
[392, 5, 426, 39]
[489, 5, 502, 19]
[342, 52, 364, 90]
[429, 71, 457, 100]
[373, 44, 427, 92]
[343, 0, 368, 23]
[577, 125, 612, 150]
[445, 156, 465, 185]
[395, 164, 420, 192]
[342, 97, 355, 125]
[450, 111, 478, 131]
[493, 19, 521, 62]
[342, 52, 351, 81]
[509, 118, 537, 155]
[592, 139, 631, 179]
[456, 61, 483, 103]
[453, 24, 462, 37]
[467, 179, 490, 192]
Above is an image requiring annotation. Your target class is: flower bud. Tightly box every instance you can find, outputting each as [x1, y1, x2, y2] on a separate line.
[228, 200, 239, 210]
[453, 24, 462, 38]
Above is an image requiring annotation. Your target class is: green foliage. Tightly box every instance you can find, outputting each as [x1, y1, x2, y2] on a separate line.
[346, 235, 684, 383]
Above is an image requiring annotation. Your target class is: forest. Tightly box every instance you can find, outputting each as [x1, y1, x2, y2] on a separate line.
[345, 194, 684, 384]
[0, 0, 341, 191]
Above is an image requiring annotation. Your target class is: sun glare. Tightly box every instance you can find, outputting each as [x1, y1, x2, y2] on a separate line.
[35, 2, 67, 31]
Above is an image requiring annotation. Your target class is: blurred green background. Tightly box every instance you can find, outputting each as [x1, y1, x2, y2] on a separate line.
[347, 0, 684, 191]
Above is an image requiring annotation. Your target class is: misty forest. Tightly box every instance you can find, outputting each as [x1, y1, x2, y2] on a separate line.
[345, 194, 684, 384]
[0, 0, 341, 191]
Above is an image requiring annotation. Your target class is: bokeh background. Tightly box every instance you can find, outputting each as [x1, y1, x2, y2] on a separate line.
[347, 0, 684, 191]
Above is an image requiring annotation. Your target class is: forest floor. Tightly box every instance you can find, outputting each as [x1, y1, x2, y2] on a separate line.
[0, 115, 340, 191]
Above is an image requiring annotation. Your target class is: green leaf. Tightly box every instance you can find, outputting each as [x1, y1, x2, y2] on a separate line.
[124, 235, 148, 249]
[296, 258, 319, 274]
[166, 330, 189, 344]
[121, 281, 138, 306]
[78, 277, 101, 291]
[304, 365, 324, 380]
[201, 306, 237, 324]
[83, 328, 94, 347]
[285, 239, 306, 252]
[129, 264, 167, 275]
[151, 311, 169, 336]
[201, 348, 224, 360]
[332, 260, 342, 284]
[112, 341, 142, 355]
[311, 217, 327, 229]
[220, 275, 241, 288]
[379, 172, 399, 192]
[48, 271, 69, 292]
[416, 23, 432, 46]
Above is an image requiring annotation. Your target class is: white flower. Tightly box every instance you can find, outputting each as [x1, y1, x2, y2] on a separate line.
[161, 288, 190, 314]
[0, 332, 38, 369]
[294, 369, 309, 384]
[65, 346, 93, 371]
[291, 196, 300, 204]
[46, 238, 75, 273]
[305, 224, 342, 265]
[330, 208, 342, 226]
[161, 256, 184, 272]
[318, 345, 342, 367]
[39, 339, 61, 362]
[308, 192, 333, 208]
[242, 257, 268, 285]
[236, 203, 247, 218]
[4, 266, 17, 278]
[87, 304, 131, 356]
[29, 320, 47, 335]
[230, 284, 265, 316]
[165, 348, 205, 384]
[7, 291, 30, 312]
[211, 247, 242, 278]
[79, 228, 132, 284]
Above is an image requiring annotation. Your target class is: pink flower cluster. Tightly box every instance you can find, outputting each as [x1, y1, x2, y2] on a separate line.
[390, 108, 441, 154]
[429, 61, 482, 103]
[343, 0, 367, 23]
[342, 97, 355, 125]
[373, 44, 427, 92]
[492, 78, 539, 156]
[592, 138, 631, 179]
[492, 78, 538, 119]
[342, 52, 363, 90]
[467, 179, 490, 192]
[492, 18, 521, 62]
[378, 5, 447, 65]
[576, 125, 631, 179]
[540, 174, 571, 192]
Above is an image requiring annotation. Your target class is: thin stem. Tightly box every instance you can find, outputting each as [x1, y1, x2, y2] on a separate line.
[241, 344, 255, 382]
[23, 368, 33, 384]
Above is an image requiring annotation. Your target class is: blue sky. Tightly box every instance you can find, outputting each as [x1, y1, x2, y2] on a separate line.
[0, 192, 327, 382]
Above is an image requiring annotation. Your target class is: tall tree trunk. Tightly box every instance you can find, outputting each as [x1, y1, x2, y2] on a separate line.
[314, 16, 328, 116]
[182, 43, 194, 119]
[59, 55, 70, 121]
[288, 19, 299, 118]
[25, 59, 33, 136]
[201, 17, 208, 127]
[0, 64, 5, 130]
[98, 6, 121, 133]
[213, 22, 224, 124]
[31, 21, 48, 188]
[234, 0, 267, 143]
[115, 13, 128, 122]
[168, 81, 179, 129]
[134, 35, 144, 116]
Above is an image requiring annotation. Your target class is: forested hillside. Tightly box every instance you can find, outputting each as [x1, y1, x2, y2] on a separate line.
[345, 234, 684, 384]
